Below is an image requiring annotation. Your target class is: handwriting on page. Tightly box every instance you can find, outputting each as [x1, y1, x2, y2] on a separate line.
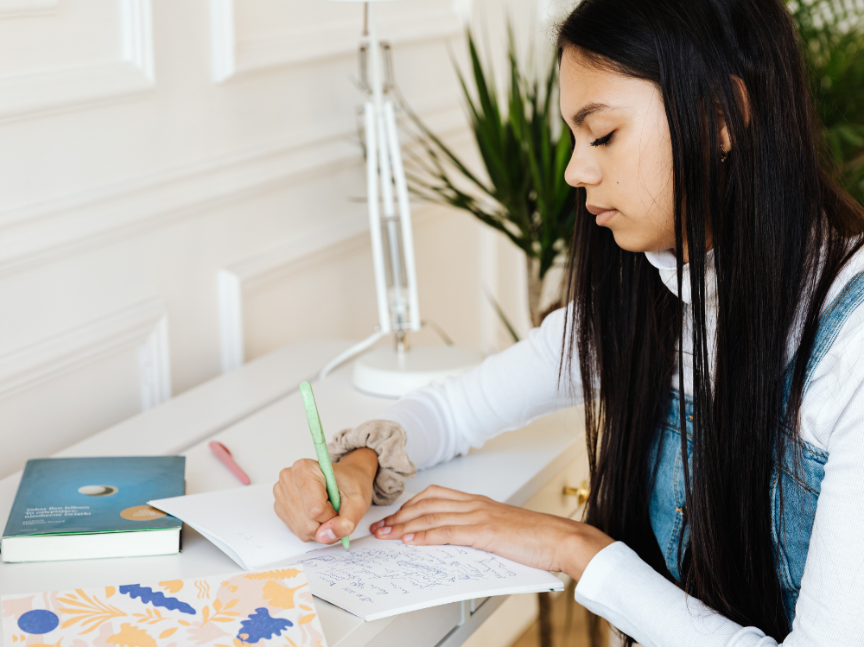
[299, 542, 518, 603]
[296, 537, 564, 621]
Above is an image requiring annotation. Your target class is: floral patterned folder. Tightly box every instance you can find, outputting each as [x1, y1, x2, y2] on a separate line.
[1, 566, 328, 647]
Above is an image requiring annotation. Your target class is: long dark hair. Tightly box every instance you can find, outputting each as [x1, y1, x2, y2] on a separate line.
[557, 0, 864, 641]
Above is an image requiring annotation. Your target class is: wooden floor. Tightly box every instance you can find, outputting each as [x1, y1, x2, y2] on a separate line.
[509, 582, 610, 647]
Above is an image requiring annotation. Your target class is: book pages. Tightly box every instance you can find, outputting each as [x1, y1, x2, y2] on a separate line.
[297, 536, 565, 621]
[149, 486, 410, 571]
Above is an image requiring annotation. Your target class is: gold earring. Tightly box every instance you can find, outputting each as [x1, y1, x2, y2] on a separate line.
[720, 147, 729, 162]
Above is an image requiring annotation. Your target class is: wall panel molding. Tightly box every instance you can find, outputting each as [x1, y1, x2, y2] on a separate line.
[0, 0, 154, 122]
[209, 0, 235, 83]
[210, 0, 463, 83]
[217, 211, 371, 373]
[0, 0, 57, 18]
[138, 314, 171, 409]
[217, 206, 435, 373]
[0, 94, 466, 278]
[0, 299, 172, 410]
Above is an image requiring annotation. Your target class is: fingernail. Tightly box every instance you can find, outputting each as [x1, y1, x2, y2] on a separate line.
[403, 533, 414, 542]
[320, 528, 336, 543]
[378, 526, 391, 535]
[371, 521, 381, 530]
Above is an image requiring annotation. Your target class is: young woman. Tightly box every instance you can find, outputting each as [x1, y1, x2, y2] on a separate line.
[274, 0, 864, 643]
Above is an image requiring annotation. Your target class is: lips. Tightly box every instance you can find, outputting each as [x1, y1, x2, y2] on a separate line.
[586, 203, 618, 226]
[585, 203, 614, 216]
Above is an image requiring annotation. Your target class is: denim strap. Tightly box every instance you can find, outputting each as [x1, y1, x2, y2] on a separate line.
[784, 269, 864, 398]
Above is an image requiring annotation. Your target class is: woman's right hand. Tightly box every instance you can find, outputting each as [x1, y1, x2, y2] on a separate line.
[273, 447, 378, 545]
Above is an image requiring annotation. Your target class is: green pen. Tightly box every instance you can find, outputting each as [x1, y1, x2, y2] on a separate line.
[299, 381, 349, 551]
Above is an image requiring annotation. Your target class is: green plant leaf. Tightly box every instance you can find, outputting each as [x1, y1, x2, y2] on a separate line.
[484, 288, 521, 344]
[399, 16, 578, 321]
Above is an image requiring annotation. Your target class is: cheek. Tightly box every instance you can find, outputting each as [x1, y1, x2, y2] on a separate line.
[609, 130, 676, 251]
[642, 142, 673, 200]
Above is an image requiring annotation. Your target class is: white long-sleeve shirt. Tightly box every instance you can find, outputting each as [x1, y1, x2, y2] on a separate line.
[380, 248, 864, 646]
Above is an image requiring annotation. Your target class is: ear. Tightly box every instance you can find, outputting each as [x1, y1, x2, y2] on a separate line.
[718, 75, 751, 154]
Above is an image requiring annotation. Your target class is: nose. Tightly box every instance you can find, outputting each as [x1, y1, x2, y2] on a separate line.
[564, 144, 601, 189]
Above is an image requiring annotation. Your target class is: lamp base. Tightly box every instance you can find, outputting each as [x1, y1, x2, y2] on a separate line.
[352, 345, 483, 398]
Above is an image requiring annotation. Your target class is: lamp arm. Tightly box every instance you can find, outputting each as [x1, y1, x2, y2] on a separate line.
[384, 100, 421, 331]
[364, 102, 391, 334]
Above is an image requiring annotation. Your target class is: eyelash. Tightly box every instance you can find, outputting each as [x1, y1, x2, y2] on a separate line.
[590, 132, 614, 147]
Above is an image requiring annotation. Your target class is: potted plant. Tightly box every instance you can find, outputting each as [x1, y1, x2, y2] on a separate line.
[399, 25, 575, 332]
[791, 0, 864, 203]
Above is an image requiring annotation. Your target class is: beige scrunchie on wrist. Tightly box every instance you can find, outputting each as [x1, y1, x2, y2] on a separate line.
[327, 419, 417, 505]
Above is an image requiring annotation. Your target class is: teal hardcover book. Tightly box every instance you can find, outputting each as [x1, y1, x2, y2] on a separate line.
[1, 456, 185, 563]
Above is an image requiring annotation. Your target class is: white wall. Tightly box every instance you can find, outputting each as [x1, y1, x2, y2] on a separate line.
[0, 0, 570, 480]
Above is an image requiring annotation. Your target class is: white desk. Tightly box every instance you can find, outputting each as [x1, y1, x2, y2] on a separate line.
[0, 339, 585, 647]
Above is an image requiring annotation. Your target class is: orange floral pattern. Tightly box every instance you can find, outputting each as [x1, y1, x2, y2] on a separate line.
[2, 567, 326, 647]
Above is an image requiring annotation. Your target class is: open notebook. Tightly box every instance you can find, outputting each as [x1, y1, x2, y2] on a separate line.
[149, 485, 408, 570]
[150, 487, 565, 622]
[296, 535, 565, 621]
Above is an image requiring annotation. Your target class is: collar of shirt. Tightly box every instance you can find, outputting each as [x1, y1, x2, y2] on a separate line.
[643, 248, 717, 306]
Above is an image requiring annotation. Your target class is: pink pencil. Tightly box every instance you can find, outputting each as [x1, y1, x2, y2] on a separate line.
[209, 441, 251, 485]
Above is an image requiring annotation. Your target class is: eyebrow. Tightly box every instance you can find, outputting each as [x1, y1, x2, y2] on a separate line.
[570, 102, 614, 127]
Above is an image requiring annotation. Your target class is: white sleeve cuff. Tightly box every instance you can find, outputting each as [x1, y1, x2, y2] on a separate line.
[574, 542, 772, 647]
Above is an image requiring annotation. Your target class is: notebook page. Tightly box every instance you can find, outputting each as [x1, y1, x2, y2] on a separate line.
[149, 485, 408, 570]
[297, 536, 565, 621]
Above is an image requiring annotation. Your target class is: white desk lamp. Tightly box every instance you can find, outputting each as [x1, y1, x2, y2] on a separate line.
[319, 0, 482, 397]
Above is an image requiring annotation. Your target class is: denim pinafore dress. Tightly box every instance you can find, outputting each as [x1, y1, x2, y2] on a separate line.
[647, 270, 864, 623]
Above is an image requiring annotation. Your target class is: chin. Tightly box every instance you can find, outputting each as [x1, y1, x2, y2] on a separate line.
[608, 229, 653, 254]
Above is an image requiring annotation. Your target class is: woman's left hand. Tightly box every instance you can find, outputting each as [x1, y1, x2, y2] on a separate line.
[370, 485, 615, 581]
